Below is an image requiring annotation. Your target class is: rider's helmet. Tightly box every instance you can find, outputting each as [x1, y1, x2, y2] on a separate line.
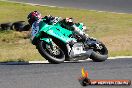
[64, 18, 74, 26]
[27, 11, 42, 25]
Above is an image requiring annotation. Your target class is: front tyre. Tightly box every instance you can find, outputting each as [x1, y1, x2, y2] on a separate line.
[90, 42, 108, 62]
[37, 40, 65, 64]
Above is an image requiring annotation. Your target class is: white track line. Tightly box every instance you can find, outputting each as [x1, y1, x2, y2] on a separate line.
[28, 56, 132, 64]
[1, 0, 131, 14]
[108, 56, 132, 59]
[1, 56, 132, 64]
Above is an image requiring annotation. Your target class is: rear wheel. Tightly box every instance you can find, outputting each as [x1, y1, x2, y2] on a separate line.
[23, 24, 31, 31]
[90, 42, 108, 62]
[0, 22, 12, 30]
[37, 40, 65, 64]
[11, 21, 26, 31]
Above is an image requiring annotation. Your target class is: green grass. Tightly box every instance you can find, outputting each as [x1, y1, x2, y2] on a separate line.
[0, 1, 132, 62]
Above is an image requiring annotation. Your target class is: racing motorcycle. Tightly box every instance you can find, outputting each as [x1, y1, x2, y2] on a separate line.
[31, 17, 108, 64]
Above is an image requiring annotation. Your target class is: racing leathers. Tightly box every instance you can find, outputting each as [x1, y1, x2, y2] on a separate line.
[34, 15, 89, 42]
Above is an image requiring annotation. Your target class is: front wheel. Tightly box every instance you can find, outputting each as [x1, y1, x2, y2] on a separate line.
[90, 42, 108, 62]
[37, 40, 65, 64]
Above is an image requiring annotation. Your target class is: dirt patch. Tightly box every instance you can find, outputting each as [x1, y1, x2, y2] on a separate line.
[101, 34, 132, 51]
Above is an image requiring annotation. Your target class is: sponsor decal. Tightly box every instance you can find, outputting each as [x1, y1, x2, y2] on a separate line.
[78, 67, 131, 86]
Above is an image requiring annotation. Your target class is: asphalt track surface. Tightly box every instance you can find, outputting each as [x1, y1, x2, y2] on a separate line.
[0, 58, 132, 88]
[9, 0, 132, 13]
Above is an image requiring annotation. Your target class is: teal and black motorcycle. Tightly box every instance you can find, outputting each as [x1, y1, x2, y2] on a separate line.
[31, 17, 108, 64]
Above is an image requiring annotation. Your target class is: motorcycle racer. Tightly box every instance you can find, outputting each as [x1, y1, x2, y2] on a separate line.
[27, 11, 108, 63]
[27, 11, 90, 42]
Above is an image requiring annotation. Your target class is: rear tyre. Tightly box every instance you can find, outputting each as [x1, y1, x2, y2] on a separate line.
[22, 24, 31, 31]
[90, 42, 108, 62]
[11, 21, 26, 31]
[37, 40, 65, 64]
[0, 22, 12, 30]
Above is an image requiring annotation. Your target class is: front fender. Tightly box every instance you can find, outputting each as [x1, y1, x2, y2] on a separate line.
[40, 38, 53, 44]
